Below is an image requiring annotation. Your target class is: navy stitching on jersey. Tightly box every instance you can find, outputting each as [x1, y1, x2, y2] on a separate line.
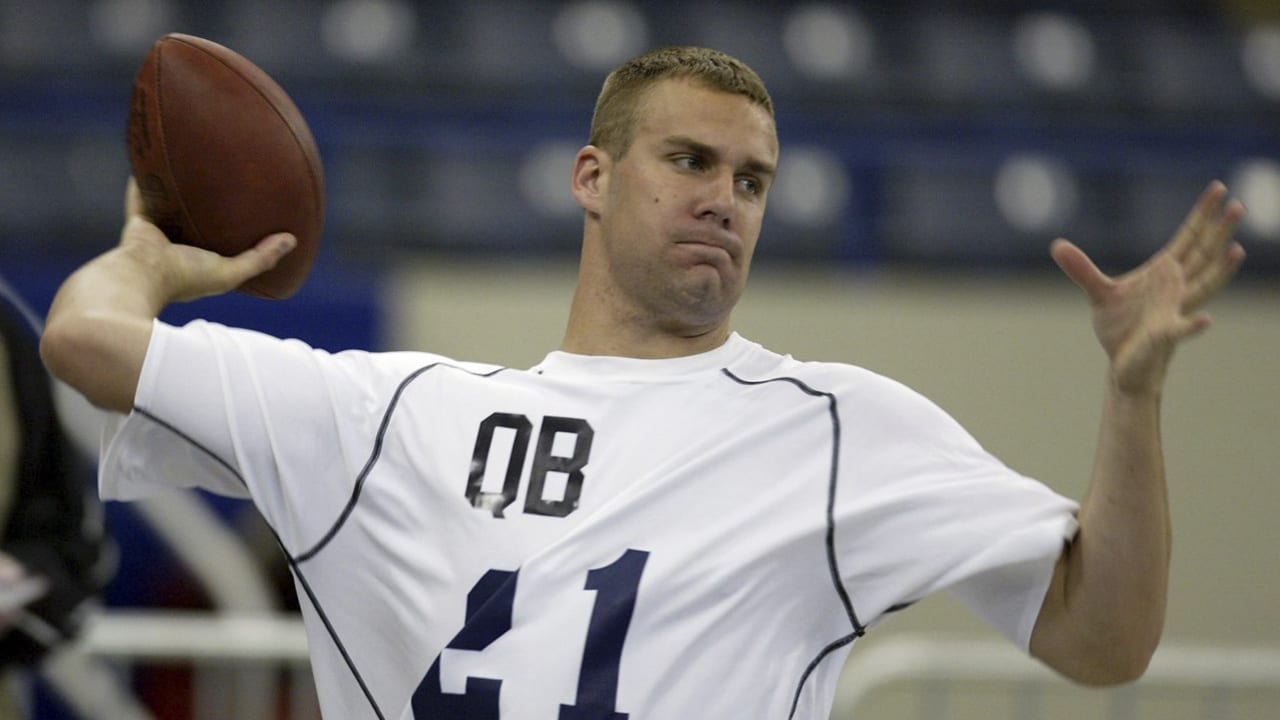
[295, 362, 509, 563]
[719, 369, 865, 720]
[795, 632, 860, 712]
[885, 600, 916, 614]
[132, 361, 505, 720]
[132, 406, 387, 719]
[283, 528, 389, 720]
[134, 407, 247, 488]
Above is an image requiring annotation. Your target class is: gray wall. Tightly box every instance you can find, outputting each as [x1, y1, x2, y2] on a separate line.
[388, 258, 1280, 716]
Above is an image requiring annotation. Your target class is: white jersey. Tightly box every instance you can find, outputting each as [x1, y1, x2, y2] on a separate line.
[101, 320, 1078, 720]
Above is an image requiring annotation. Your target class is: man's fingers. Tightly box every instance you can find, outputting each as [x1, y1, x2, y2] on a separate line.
[1169, 180, 1228, 263]
[1183, 198, 1245, 281]
[1184, 241, 1246, 312]
[1051, 238, 1110, 300]
[124, 176, 143, 221]
[120, 214, 169, 247]
[259, 232, 298, 262]
[149, 232, 297, 303]
[232, 232, 296, 281]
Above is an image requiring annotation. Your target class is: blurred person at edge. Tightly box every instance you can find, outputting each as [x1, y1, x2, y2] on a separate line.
[0, 276, 112, 716]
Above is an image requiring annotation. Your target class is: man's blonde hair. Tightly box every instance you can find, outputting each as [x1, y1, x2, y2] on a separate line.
[588, 47, 774, 159]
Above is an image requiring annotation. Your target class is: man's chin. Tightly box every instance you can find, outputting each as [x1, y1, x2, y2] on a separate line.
[671, 274, 739, 324]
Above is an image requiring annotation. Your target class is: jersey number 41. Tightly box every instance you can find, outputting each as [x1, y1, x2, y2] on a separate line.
[412, 549, 649, 719]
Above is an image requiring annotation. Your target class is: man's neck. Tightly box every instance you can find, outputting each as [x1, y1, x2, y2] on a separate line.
[559, 300, 732, 359]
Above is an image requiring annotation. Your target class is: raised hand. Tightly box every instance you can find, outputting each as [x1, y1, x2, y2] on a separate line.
[1050, 181, 1246, 396]
[41, 180, 299, 412]
[120, 177, 296, 305]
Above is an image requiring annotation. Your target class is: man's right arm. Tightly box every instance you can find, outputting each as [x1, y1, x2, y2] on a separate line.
[40, 180, 296, 413]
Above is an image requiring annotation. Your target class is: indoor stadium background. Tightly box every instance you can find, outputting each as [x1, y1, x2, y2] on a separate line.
[1, 1, 1278, 718]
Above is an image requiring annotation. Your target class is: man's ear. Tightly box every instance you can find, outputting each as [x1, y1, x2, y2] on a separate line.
[571, 145, 609, 214]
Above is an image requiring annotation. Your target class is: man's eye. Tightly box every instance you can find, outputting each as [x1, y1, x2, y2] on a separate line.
[676, 156, 704, 170]
[737, 177, 761, 195]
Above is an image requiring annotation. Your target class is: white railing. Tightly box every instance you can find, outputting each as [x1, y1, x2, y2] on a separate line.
[129, 493, 288, 720]
[31, 488, 304, 719]
[45, 620, 1280, 719]
[834, 634, 1280, 719]
[55, 610, 316, 720]
[80, 610, 309, 664]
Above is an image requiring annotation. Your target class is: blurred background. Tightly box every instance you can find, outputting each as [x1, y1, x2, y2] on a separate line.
[4, 0, 1280, 281]
[1, 1, 1278, 718]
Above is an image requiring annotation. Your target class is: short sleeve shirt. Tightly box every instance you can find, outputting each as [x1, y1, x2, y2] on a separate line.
[101, 320, 1078, 720]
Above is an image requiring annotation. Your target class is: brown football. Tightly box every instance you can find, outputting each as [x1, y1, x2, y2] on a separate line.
[126, 33, 324, 299]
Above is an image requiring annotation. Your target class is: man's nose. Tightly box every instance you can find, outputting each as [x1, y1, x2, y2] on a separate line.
[697, 172, 735, 228]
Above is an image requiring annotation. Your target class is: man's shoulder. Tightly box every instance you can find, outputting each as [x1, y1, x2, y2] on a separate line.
[731, 339, 945, 422]
[362, 348, 509, 377]
[733, 336, 888, 390]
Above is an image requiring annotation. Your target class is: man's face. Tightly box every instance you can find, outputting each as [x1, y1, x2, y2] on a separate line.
[588, 78, 779, 336]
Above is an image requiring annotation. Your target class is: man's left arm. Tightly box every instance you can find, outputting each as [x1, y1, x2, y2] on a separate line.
[1030, 181, 1246, 685]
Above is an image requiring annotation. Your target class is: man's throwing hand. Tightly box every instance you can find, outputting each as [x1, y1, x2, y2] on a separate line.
[121, 177, 296, 306]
